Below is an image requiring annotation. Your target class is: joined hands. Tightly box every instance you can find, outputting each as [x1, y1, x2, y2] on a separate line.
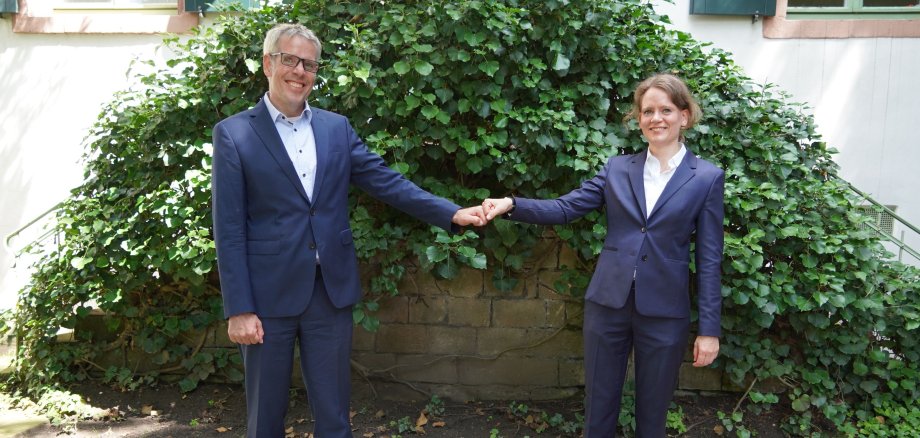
[451, 197, 515, 227]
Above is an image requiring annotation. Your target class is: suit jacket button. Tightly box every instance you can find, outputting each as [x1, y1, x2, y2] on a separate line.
[640, 227, 646, 233]
[310, 209, 316, 216]
[310, 243, 316, 249]
[641, 255, 648, 261]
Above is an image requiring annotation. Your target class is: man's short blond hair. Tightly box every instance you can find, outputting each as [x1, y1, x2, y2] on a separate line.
[263, 23, 322, 59]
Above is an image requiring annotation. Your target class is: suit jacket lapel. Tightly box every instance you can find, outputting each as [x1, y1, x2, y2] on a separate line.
[648, 151, 697, 220]
[248, 100, 311, 203]
[628, 151, 648, 221]
[311, 110, 328, 202]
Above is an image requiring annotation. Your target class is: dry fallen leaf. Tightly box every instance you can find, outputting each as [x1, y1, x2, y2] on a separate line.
[375, 410, 386, 419]
[414, 426, 426, 435]
[713, 424, 725, 435]
[215, 426, 230, 433]
[350, 410, 358, 420]
[432, 421, 446, 428]
[525, 414, 534, 425]
[141, 405, 154, 416]
[296, 418, 306, 424]
[362, 433, 374, 438]
[416, 412, 428, 427]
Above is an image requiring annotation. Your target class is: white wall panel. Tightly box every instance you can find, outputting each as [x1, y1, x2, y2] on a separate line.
[655, 0, 920, 264]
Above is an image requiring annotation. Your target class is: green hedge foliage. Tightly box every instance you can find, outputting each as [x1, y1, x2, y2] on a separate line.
[6, 0, 919, 434]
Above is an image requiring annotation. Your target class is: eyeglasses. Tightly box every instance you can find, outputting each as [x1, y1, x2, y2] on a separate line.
[270, 52, 320, 73]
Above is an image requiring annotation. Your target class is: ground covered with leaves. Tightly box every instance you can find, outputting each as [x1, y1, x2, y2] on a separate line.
[3, 377, 804, 437]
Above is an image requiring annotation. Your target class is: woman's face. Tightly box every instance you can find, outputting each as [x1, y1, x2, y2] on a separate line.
[639, 87, 689, 149]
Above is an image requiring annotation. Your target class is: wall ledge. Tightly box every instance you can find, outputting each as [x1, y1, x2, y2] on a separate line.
[12, 0, 199, 34]
[764, 0, 920, 39]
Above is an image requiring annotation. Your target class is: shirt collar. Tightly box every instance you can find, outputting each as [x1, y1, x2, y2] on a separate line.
[645, 144, 687, 173]
[263, 92, 312, 124]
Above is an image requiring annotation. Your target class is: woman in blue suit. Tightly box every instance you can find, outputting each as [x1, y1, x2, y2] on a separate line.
[483, 74, 725, 437]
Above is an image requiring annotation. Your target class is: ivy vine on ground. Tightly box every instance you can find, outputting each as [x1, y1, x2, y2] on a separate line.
[4, 0, 919, 436]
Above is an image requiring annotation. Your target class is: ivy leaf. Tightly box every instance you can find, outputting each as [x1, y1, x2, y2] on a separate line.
[392, 162, 410, 174]
[437, 261, 459, 279]
[244, 58, 261, 74]
[457, 246, 477, 258]
[361, 316, 380, 332]
[352, 306, 366, 324]
[421, 105, 440, 119]
[478, 61, 500, 77]
[791, 395, 811, 412]
[405, 94, 421, 110]
[552, 53, 570, 71]
[414, 60, 434, 76]
[859, 380, 879, 393]
[425, 246, 448, 263]
[465, 156, 483, 173]
[470, 253, 487, 270]
[70, 256, 93, 270]
[354, 67, 371, 82]
[393, 61, 411, 75]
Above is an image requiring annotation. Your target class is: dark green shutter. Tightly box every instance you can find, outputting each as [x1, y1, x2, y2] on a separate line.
[184, 0, 259, 13]
[1, 0, 18, 13]
[690, 0, 776, 16]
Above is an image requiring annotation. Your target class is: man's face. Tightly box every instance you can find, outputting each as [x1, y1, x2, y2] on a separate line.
[263, 35, 319, 117]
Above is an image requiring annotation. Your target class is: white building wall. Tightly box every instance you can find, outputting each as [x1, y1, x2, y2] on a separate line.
[654, 0, 920, 264]
[0, 22, 166, 308]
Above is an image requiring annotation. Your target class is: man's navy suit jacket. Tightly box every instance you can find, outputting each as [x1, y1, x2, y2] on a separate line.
[211, 99, 460, 319]
[512, 150, 725, 336]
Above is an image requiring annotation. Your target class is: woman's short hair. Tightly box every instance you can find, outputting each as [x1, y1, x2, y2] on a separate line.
[263, 23, 323, 60]
[625, 73, 702, 130]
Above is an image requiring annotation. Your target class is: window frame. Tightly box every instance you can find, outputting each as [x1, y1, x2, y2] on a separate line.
[787, 0, 920, 18]
[54, 0, 178, 10]
[12, 0, 199, 34]
[764, 0, 920, 38]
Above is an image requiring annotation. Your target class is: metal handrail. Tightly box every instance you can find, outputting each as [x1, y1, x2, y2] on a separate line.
[842, 180, 920, 237]
[840, 179, 920, 263]
[3, 201, 63, 253]
[863, 222, 920, 263]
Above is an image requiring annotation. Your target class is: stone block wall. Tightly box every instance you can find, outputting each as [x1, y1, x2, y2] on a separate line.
[348, 239, 735, 400]
[351, 262, 585, 401]
[74, 239, 736, 400]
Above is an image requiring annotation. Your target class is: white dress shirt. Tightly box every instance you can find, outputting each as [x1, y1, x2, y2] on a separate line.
[264, 94, 320, 264]
[643, 144, 687, 218]
[264, 93, 317, 201]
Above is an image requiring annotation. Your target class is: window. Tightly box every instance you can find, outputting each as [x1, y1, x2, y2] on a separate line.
[790, 0, 918, 7]
[788, 0, 920, 16]
[764, 0, 920, 38]
[56, 0, 175, 7]
[13, 0, 199, 33]
[54, 0, 177, 10]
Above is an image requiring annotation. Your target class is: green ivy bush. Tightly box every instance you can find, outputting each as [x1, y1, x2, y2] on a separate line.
[5, 0, 919, 435]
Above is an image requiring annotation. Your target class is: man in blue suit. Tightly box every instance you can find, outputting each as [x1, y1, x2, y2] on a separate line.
[483, 74, 724, 437]
[211, 23, 485, 437]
